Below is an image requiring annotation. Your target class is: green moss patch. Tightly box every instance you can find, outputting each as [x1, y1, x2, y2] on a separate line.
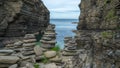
[101, 31, 114, 38]
[105, 9, 118, 21]
[34, 63, 40, 68]
[51, 44, 60, 52]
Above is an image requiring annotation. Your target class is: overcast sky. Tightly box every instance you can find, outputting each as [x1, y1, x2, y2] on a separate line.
[43, 0, 81, 19]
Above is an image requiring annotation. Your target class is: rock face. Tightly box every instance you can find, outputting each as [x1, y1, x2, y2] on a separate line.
[74, 0, 120, 68]
[78, 0, 119, 30]
[0, 0, 50, 46]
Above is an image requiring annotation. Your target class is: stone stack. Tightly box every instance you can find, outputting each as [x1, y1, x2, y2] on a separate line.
[22, 34, 36, 58]
[40, 24, 56, 49]
[37, 24, 63, 68]
[5, 41, 23, 50]
[0, 34, 36, 68]
[62, 37, 77, 68]
[0, 46, 20, 68]
[0, 24, 63, 68]
[63, 37, 77, 56]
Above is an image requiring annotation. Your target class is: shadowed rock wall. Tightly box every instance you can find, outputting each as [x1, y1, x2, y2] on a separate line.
[74, 0, 120, 68]
[0, 0, 50, 46]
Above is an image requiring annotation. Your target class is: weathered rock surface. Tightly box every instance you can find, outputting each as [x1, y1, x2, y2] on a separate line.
[0, 50, 14, 56]
[0, 56, 20, 64]
[40, 24, 56, 49]
[44, 51, 57, 58]
[49, 56, 62, 62]
[0, 0, 50, 46]
[77, 0, 119, 30]
[9, 64, 18, 68]
[73, 0, 120, 68]
[34, 45, 43, 56]
[44, 63, 58, 68]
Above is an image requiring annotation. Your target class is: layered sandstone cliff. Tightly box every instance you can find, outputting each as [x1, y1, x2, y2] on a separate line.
[74, 0, 120, 68]
[0, 0, 50, 46]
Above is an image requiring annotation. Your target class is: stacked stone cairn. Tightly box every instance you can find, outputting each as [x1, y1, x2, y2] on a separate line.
[62, 37, 77, 68]
[39, 24, 62, 68]
[0, 24, 62, 68]
[40, 24, 56, 49]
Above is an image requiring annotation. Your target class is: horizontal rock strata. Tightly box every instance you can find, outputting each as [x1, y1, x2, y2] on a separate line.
[73, 0, 120, 68]
[0, 0, 50, 47]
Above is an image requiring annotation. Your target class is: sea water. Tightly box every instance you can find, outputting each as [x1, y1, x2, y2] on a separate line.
[50, 19, 78, 49]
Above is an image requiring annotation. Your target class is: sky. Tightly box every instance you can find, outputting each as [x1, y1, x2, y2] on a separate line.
[43, 0, 81, 19]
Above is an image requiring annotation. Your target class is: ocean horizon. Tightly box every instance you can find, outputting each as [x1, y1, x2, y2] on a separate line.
[50, 19, 78, 49]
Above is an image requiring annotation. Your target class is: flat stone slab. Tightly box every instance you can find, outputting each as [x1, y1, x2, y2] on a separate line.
[24, 34, 35, 39]
[64, 48, 77, 52]
[23, 39, 36, 43]
[14, 41, 23, 46]
[43, 35, 56, 38]
[0, 56, 20, 64]
[40, 40, 56, 44]
[23, 43, 36, 47]
[42, 37, 52, 41]
[0, 50, 14, 53]
[62, 52, 77, 56]
[0, 50, 14, 56]
[44, 32, 56, 35]
[22, 51, 35, 56]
